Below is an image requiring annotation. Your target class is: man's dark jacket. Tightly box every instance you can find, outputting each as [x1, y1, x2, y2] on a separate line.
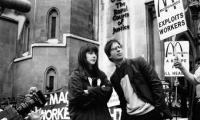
[110, 57, 172, 120]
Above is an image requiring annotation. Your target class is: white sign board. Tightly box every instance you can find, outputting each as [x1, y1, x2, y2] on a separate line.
[164, 41, 189, 77]
[154, 0, 187, 40]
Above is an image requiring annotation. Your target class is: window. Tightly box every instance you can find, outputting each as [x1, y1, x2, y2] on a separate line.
[19, 20, 30, 55]
[45, 67, 57, 93]
[91, 0, 99, 40]
[47, 8, 59, 39]
[51, 17, 56, 38]
[23, 21, 30, 52]
[49, 76, 54, 92]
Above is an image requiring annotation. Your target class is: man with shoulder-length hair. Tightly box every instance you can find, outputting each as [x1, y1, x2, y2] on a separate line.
[104, 39, 172, 120]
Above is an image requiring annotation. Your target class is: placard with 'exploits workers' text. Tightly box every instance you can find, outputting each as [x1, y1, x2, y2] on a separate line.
[154, 0, 187, 40]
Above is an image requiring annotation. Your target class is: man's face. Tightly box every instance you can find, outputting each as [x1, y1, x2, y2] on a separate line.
[109, 42, 123, 62]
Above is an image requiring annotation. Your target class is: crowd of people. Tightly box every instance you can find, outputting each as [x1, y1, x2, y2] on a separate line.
[0, 87, 42, 120]
[67, 39, 200, 120]
[68, 39, 173, 120]
[1, 39, 200, 120]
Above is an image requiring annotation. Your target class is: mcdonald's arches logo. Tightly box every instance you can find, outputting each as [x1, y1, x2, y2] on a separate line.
[154, 0, 187, 40]
[164, 41, 189, 77]
[165, 41, 184, 57]
[156, 0, 178, 18]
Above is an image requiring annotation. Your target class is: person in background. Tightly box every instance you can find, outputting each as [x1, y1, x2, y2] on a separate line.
[22, 87, 38, 118]
[174, 57, 200, 120]
[174, 57, 200, 85]
[0, 108, 7, 120]
[24, 87, 42, 120]
[67, 44, 113, 120]
[104, 39, 172, 120]
[25, 87, 38, 102]
[0, 87, 42, 120]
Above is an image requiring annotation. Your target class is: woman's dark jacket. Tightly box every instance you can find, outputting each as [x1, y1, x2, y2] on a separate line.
[110, 57, 172, 120]
[67, 68, 113, 120]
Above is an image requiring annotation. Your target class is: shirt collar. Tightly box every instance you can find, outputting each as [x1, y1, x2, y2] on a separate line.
[115, 58, 126, 68]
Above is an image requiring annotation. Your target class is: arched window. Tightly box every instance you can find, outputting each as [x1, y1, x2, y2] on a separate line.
[45, 67, 57, 93]
[23, 20, 30, 52]
[47, 8, 59, 39]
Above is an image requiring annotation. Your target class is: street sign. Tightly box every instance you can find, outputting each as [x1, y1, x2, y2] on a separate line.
[164, 41, 189, 77]
[154, 0, 187, 40]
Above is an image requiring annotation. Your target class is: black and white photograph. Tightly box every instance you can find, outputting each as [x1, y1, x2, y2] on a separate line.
[0, 0, 199, 120]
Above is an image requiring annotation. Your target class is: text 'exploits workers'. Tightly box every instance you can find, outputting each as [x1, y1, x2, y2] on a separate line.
[154, 0, 187, 40]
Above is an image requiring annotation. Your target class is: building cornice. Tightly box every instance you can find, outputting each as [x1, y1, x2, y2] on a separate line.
[14, 33, 100, 62]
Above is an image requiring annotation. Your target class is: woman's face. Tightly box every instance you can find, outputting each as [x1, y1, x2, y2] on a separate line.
[86, 51, 97, 66]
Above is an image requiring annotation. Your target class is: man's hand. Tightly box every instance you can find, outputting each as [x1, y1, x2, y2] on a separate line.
[173, 56, 183, 70]
[174, 80, 179, 87]
[27, 108, 42, 120]
[84, 90, 89, 94]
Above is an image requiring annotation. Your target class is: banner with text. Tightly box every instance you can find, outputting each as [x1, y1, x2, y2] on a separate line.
[164, 41, 189, 77]
[41, 91, 69, 120]
[40, 91, 121, 120]
[154, 0, 187, 40]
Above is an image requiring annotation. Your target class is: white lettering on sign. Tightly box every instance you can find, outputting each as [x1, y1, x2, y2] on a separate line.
[109, 108, 122, 120]
[41, 91, 69, 120]
[49, 92, 68, 105]
[40, 91, 122, 120]
[41, 107, 69, 120]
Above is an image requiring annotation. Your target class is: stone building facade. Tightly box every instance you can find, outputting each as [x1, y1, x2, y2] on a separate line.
[0, 0, 99, 98]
